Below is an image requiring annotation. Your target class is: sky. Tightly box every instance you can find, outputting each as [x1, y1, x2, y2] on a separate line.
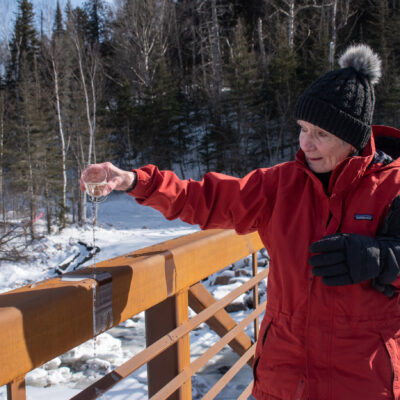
[0, 0, 115, 42]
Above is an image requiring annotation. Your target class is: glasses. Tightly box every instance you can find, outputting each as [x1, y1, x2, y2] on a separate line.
[81, 165, 108, 203]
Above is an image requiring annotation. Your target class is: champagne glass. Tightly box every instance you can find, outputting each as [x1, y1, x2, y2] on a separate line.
[82, 165, 109, 203]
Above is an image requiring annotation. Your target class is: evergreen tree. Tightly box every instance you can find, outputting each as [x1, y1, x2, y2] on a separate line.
[83, 0, 108, 45]
[6, 0, 39, 84]
[2, 0, 45, 238]
[220, 19, 263, 174]
[52, 1, 64, 38]
[8, 54, 49, 239]
[362, 0, 400, 126]
[132, 57, 183, 169]
[264, 42, 299, 162]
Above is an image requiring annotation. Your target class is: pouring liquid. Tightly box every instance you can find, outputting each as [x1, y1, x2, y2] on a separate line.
[91, 199, 98, 358]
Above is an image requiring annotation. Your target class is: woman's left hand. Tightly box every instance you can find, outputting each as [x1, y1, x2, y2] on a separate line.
[309, 233, 400, 286]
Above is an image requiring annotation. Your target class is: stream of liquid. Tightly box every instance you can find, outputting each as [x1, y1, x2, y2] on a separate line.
[91, 200, 98, 358]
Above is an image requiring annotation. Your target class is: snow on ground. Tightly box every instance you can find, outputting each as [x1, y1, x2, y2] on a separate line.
[0, 192, 267, 399]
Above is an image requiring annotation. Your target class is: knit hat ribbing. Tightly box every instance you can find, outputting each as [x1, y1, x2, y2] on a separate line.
[295, 44, 382, 150]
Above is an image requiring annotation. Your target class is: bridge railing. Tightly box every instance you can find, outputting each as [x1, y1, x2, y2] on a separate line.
[0, 229, 267, 399]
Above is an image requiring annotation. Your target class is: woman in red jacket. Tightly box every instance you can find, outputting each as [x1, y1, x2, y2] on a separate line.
[81, 44, 400, 400]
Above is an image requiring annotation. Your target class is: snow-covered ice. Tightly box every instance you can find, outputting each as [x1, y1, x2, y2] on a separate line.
[0, 192, 267, 399]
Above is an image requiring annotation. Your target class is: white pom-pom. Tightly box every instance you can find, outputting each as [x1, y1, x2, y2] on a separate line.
[339, 44, 382, 85]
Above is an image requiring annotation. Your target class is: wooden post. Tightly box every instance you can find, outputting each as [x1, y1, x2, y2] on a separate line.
[145, 291, 191, 400]
[7, 375, 26, 400]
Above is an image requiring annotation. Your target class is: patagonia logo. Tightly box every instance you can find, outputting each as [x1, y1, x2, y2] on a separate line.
[354, 214, 373, 221]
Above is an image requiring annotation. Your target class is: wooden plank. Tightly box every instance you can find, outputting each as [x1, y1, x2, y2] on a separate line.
[0, 230, 263, 386]
[188, 283, 254, 366]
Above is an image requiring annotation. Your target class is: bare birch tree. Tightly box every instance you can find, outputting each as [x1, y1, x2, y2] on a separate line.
[65, 5, 104, 223]
[257, 17, 269, 78]
[113, 0, 171, 91]
[329, 0, 354, 68]
[73, 35, 98, 166]
[39, 1, 70, 228]
[269, 0, 334, 50]
[0, 90, 5, 231]
[210, 0, 222, 99]
[0, 10, 7, 230]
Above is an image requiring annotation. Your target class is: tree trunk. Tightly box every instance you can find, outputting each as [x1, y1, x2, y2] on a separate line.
[171, 1, 184, 82]
[75, 39, 96, 166]
[44, 169, 52, 235]
[288, 0, 295, 50]
[257, 18, 269, 78]
[78, 136, 87, 226]
[330, 0, 338, 69]
[51, 58, 67, 228]
[73, 35, 99, 224]
[0, 94, 5, 232]
[199, 32, 208, 90]
[210, 0, 222, 98]
[26, 125, 36, 241]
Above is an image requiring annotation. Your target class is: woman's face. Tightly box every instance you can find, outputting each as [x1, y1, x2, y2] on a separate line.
[298, 120, 356, 173]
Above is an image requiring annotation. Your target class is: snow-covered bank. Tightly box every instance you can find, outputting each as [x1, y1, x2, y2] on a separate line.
[0, 192, 267, 399]
[0, 193, 198, 294]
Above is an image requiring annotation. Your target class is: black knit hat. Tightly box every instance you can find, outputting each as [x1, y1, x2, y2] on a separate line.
[295, 44, 382, 150]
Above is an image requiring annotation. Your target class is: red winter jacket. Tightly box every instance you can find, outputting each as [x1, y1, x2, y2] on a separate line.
[128, 125, 400, 400]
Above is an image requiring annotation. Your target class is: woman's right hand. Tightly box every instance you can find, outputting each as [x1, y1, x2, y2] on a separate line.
[80, 162, 136, 196]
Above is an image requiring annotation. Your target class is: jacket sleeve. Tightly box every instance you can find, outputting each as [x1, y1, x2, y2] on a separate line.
[127, 164, 277, 234]
[371, 237, 400, 296]
[374, 195, 400, 296]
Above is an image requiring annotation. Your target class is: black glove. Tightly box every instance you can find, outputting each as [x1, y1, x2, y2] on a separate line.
[309, 233, 400, 287]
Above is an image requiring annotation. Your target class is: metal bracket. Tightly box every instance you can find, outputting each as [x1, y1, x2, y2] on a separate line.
[61, 271, 113, 336]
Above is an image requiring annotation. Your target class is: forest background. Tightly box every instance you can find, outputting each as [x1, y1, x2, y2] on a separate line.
[0, 0, 399, 251]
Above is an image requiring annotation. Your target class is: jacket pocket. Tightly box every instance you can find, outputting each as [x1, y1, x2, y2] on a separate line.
[381, 331, 400, 397]
[253, 319, 272, 383]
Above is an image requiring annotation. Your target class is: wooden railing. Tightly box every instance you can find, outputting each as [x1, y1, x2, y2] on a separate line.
[0, 229, 267, 399]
